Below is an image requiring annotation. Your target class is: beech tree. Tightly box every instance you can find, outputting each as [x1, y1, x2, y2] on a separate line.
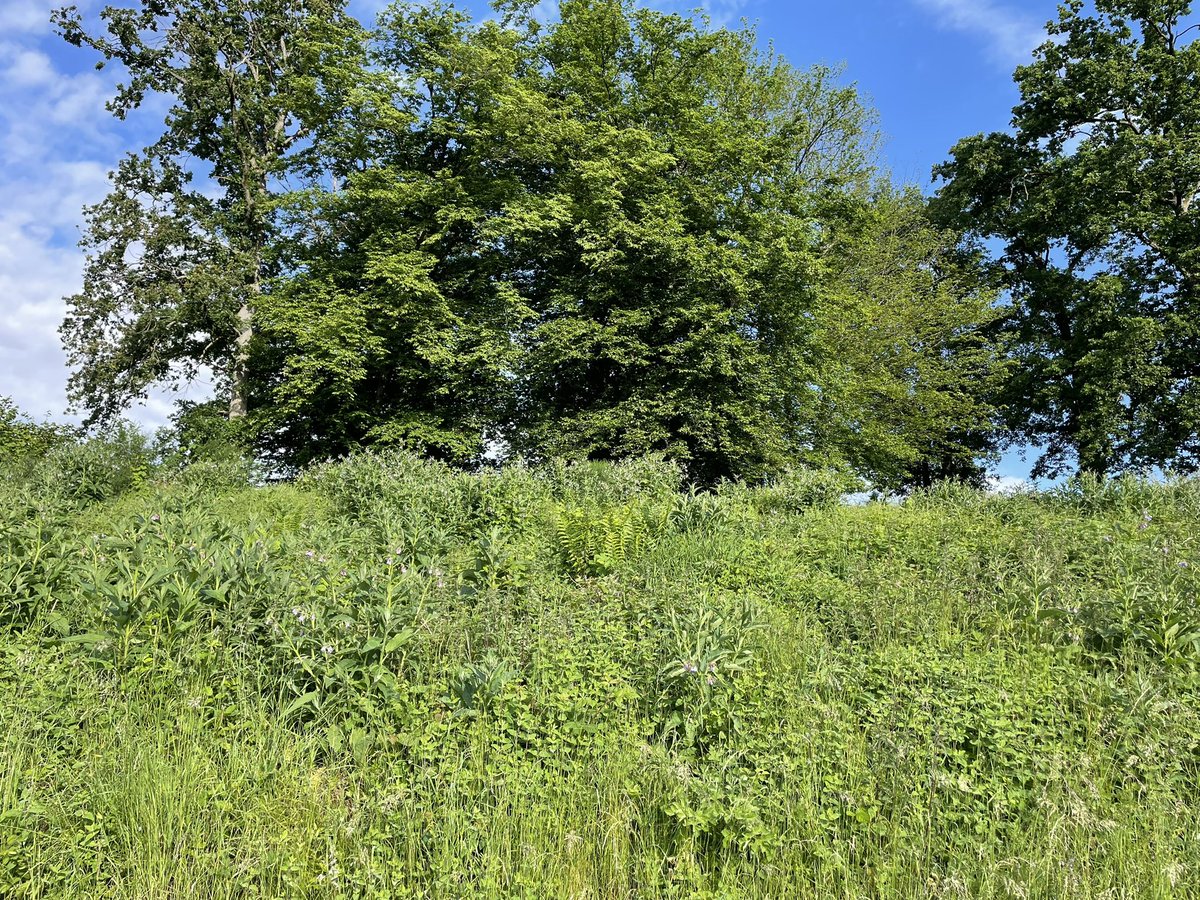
[262, 0, 1002, 483]
[61, 0, 1004, 485]
[54, 0, 367, 423]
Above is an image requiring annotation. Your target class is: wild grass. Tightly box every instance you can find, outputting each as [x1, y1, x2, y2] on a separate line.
[2, 447, 1199, 897]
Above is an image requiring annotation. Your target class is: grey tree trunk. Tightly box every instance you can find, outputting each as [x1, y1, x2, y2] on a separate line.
[228, 299, 254, 419]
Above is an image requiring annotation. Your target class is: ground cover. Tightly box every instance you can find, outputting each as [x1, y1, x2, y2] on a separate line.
[2, 451, 1198, 897]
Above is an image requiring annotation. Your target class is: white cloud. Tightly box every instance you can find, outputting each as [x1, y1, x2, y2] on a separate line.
[0, 0, 53, 36]
[913, 0, 1046, 66]
[645, 0, 755, 27]
[695, 0, 755, 27]
[0, 19, 148, 426]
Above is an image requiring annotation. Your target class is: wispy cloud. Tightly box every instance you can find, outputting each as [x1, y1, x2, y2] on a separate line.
[690, 0, 756, 28]
[913, 0, 1046, 66]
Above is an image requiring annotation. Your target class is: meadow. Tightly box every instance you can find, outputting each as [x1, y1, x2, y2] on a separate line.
[2, 443, 1199, 898]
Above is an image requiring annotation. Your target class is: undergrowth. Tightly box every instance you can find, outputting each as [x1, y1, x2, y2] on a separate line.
[2, 447, 1199, 897]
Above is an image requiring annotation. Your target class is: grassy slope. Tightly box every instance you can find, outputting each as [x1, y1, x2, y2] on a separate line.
[2, 454, 1199, 898]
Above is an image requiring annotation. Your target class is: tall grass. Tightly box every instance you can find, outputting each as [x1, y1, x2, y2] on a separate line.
[1, 447, 1198, 897]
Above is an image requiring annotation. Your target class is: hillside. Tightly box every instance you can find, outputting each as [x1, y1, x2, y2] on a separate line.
[2, 452, 1199, 898]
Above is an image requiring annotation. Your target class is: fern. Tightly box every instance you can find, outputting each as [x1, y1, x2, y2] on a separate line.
[554, 501, 664, 578]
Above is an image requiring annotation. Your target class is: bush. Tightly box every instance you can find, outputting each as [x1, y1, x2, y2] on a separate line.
[753, 467, 862, 515]
[32, 423, 154, 505]
[0, 397, 72, 475]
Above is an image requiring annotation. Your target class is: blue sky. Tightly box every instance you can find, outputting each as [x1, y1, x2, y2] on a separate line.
[0, 0, 1058, 483]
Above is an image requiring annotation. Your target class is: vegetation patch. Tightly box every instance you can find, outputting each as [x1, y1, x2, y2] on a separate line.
[2, 448, 1198, 897]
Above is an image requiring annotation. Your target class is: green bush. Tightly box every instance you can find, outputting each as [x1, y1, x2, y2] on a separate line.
[0, 396, 72, 475]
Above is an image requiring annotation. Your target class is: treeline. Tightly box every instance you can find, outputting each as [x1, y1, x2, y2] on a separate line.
[44, 0, 1200, 486]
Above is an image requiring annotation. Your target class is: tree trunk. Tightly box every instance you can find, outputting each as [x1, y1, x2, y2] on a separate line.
[228, 297, 254, 419]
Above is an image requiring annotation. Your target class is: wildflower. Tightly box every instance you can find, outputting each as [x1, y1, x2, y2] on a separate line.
[386, 556, 395, 567]
[339, 569, 349, 578]
[187, 697, 202, 710]
[321, 645, 335, 656]
[305, 550, 316, 559]
[150, 514, 161, 523]
[707, 675, 716, 686]
[1181, 561, 1191, 569]
[683, 662, 698, 673]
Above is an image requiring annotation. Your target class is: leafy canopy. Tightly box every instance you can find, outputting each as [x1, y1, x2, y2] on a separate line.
[933, 0, 1200, 477]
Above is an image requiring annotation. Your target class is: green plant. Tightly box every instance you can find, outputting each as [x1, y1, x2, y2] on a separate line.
[656, 599, 766, 751]
[554, 501, 665, 578]
[446, 653, 517, 716]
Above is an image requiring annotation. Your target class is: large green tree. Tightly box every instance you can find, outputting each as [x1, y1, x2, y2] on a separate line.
[502, 1, 876, 483]
[55, 0, 367, 424]
[265, 0, 1001, 484]
[254, 1, 533, 467]
[933, 0, 1200, 477]
[812, 187, 1006, 490]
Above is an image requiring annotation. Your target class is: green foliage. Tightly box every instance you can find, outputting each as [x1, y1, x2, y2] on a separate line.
[36, 423, 154, 505]
[813, 187, 1007, 490]
[4, 453, 1200, 896]
[554, 500, 664, 578]
[933, 0, 1200, 477]
[60, 0, 1003, 485]
[54, 0, 369, 422]
[752, 466, 862, 514]
[0, 397, 72, 471]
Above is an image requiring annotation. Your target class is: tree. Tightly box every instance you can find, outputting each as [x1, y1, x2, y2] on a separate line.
[54, 0, 367, 424]
[812, 188, 1007, 491]
[259, 0, 1001, 484]
[497, 0, 878, 483]
[253, 1, 534, 468]
[932, 0, 1200, 477]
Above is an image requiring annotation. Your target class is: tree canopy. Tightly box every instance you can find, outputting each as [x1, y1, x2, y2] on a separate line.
[933, 0, 1200, 477]
[59, 0, 1007, 487]
[54, 0, 368, 423]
